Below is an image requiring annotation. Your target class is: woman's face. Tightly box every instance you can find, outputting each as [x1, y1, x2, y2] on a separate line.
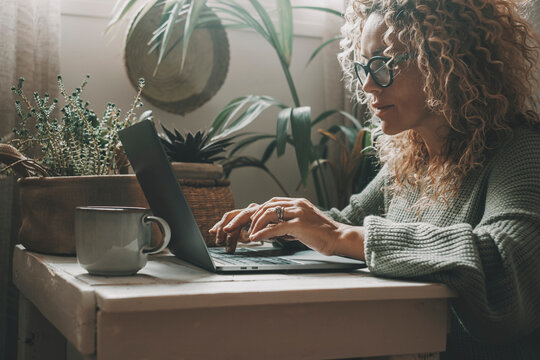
[359, 13, 438, 137]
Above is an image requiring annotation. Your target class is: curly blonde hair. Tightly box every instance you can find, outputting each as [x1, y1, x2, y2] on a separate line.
[339, 0, 540, 206]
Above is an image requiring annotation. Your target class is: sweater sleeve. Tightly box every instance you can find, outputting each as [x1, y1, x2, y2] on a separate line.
[324, 164, 387, 225]
[363, 131, 540, 342]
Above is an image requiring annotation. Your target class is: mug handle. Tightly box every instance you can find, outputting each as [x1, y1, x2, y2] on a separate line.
[142, 215, 171, 254]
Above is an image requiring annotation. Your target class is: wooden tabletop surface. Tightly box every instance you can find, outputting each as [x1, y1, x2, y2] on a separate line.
[13, 244, 455, 357]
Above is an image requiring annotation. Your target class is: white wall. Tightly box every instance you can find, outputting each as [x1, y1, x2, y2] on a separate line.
[60, 0, 342, 207]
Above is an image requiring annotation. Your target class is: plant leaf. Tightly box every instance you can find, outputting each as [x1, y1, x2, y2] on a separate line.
[306, 35, 341, 67]
[126, 1, 160, 40]
[180, 0, 209, 69]
[276, 0, 293, 65]
[107, 0, 141, 32]
[218, 99, 280, 139]
[229, 133, 275, 157]
[261, 139, 277, 164]
[213, 2, 270, 42]
[222, 156, 290, 196]
[276, 108, 291, 156]
[248, 0, 284, 62]
[308, 158, 341, 196]
[154, 0, 187, 75]
[212, 95, 285, 140]
[337, 125, 358, 151]
[292, 6, 343, 17]
[312, 109, 362, 129]
[290, 106, 312, 187]
[318, 127, 348, 159]
[209, 96, 253, 138]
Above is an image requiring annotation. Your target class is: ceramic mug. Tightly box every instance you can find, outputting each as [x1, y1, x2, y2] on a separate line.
[75, 206, 170, 276]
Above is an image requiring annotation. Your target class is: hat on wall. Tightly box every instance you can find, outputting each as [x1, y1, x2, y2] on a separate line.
[124, 4, 230, 115]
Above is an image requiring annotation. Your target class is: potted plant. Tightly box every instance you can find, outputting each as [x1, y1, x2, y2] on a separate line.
[0, 76, 155, 255]
[158, 124, 235, 246]
[160, 126, 232, 179]
[110, 0, 378, 209]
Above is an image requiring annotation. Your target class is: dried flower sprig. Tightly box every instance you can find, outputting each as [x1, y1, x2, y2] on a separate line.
[8, 75, 146, 176]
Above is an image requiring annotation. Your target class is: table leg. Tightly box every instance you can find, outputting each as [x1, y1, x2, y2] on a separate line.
[18, 295, 66, 360]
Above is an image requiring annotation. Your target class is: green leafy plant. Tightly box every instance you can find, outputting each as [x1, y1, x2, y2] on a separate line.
[7, 76, 146, 176]
[110, 0, 376, 209]
[316, 126, 379, 208]
[160, 126, 233, 163]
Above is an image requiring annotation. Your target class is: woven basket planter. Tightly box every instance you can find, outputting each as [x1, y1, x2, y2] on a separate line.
[172, 162, 235, 247]
[179, 178, 235, 247]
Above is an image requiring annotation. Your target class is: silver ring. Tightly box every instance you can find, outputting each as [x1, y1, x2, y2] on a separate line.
[274, 206, 284, 222]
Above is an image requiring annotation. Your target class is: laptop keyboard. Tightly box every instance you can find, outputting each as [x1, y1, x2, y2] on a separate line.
[209, 248, 296, 265]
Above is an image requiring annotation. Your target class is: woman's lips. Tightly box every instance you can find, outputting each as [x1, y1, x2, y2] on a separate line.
[373, 104, 394, 117]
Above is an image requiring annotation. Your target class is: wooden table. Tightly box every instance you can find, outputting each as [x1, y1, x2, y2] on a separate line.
[13, 244, 455, 360]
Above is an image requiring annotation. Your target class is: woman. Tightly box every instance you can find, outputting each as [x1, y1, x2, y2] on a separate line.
[210, 0, 540, 358]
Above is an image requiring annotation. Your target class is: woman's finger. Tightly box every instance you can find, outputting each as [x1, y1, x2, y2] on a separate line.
[223, 204, 259, 233]
[209, 209, 240, 234]
[250, 200, 293, 231]
[225, 230, 240, 254]
[250, 207, 299, 234]
[215, 225, 228, 246]
[251, 198, 292, 219]
[249, 222, 296, 243]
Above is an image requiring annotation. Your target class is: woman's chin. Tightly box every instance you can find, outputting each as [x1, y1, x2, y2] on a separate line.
[381, 122, 404, 136]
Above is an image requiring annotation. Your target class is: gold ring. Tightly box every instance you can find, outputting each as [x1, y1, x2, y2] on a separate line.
[274, 206, 284, 222]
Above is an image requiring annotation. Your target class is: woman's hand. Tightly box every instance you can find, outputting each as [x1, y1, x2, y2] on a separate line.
[210, 197, 366, 260]
[209, 203, 261, 253]
[249, 197, 366, 260]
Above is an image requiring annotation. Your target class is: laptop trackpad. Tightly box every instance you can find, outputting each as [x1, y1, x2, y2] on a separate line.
[282, 250, 364, 265]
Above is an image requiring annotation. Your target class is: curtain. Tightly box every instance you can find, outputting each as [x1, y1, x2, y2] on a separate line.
[0, 1, 60, 359]
[0, 0, 61, 140]
[531, 0, 540, 101]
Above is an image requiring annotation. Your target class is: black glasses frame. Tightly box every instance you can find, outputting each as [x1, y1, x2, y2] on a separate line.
[354, 53, 412, 88]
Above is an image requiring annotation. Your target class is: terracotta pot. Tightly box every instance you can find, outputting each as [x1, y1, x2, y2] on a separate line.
[17, 175, 154, 255]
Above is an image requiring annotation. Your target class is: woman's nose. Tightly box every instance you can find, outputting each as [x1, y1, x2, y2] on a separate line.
[362, 73, 382, 95]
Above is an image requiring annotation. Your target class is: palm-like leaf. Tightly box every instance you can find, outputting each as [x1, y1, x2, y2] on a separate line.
[154, 0, 186, 75]
[277, 0, 293, 65]
[107, 0, 142, 31]
[180, 0, 209, 68]
[209, 95, 285, 140]
[312, 109, 362, 129]
[276, 108, 291, 156]
[306, 35, 341, 67]
[222, 156, 290, 196]
[290, 106, 313, 187]
[229, 133, 273, 157]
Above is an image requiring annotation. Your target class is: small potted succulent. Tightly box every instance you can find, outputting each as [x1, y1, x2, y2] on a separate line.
[159, 126, 233, 179]
[0, 76, 154, 255]
[158, 125, 235, 246]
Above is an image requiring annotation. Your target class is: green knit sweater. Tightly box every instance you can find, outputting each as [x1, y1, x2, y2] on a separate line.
[326, 127, 540, 359]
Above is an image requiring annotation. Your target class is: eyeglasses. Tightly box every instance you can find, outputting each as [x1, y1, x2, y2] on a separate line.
[354, 53, 413, 88]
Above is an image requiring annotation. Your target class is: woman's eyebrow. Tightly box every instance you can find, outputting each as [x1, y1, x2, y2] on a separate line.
[359, 47, 386, 61]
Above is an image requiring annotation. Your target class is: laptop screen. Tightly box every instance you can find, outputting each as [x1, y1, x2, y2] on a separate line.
[118, 120, 215, 271]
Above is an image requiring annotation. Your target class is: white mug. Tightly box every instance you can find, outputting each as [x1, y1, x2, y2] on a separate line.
[75, 206, 170, 276]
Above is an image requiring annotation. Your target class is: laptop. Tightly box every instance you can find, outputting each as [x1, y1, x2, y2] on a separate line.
[118, 120, 365, 273]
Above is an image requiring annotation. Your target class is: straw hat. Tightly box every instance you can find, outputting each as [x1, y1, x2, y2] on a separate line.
[124, 5, 229, 115]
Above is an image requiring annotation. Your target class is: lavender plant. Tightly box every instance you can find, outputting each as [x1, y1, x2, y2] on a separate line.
[9, 76, 145, 176]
